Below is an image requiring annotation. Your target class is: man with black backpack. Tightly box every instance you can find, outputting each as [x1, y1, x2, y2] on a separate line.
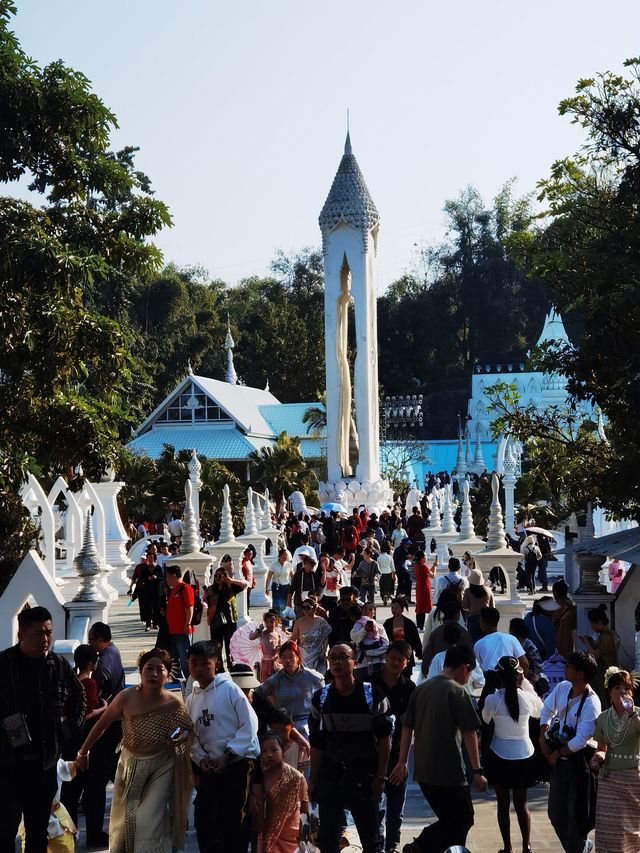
[165, 566, 194, 679]
[434, 556, 469, 602]
[309, 642, 393, 853]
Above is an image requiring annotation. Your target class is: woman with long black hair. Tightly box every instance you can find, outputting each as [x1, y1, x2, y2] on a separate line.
[482, 656, 543, 853]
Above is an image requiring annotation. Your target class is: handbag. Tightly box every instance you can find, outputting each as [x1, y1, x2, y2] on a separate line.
[1, 711, 32, 750]
[210, 610, 228, 629]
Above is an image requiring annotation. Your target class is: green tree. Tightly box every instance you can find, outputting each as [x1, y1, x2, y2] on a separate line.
[248, 432, 317, 505]
[302, 392, 327, 436]
[0, 0, 170, 581]
[508, 59, 640, 519]
[377, 184, 548, 437]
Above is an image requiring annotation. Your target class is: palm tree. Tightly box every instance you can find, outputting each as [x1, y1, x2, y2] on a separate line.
[248, 432, 317, 505]
[302, 392, 326, 436]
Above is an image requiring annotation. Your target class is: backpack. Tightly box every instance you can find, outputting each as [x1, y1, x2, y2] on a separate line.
[524, 546, 539, 571]
[319, 681, 375, 712]
[180, 574, 203, 627]
[437, 576, 463, 608]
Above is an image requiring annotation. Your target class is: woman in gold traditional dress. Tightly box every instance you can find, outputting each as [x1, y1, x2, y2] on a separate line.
[590, 668, 640, 853]
[258, 732, 308, 853]
[75, 648, 193, 853]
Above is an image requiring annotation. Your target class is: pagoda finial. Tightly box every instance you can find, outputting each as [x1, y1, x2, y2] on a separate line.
[225, 316, 238, 385]
[187, 359, 193, 376]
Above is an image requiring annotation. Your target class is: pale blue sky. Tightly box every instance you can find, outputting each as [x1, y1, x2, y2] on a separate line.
[13, 2, 640, 290]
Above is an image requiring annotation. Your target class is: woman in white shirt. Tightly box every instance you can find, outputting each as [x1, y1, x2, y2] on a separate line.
[377, 541, 395, 604]
[265, 548, 293, 618]
[482, 656, 543, 853]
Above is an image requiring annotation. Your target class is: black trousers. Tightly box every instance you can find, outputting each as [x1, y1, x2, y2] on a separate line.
[193, 758, 252, 853]
[414, 783, 474, 853]
[0, 761, 58, 853]
[396, 569, 412, 598]
[62, 721, 121, 840]
[317, 768, 383, 853]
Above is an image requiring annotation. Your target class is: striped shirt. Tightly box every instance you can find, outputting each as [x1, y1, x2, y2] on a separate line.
[309, 681, 393, 774]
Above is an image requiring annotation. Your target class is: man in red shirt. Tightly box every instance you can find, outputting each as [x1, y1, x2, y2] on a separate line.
[165, 566, 194, 679]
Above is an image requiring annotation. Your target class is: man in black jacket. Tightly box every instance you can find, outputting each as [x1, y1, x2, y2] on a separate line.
[0, 605, 85, 853]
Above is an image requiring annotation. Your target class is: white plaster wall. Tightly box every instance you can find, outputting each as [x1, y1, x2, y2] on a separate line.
[0, 551, 67, 650]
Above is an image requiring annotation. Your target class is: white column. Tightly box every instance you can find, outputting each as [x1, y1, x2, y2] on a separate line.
[90, 479, 132, 593]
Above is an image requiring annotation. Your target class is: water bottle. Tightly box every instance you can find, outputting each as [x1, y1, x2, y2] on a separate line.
[622, 696, 633, 714]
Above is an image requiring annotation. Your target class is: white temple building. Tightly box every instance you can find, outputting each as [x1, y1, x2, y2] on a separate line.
[467, 308, 573, 439]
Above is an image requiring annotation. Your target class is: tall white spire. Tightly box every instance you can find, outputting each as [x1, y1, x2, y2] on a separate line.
[459, 480, 477, 539]
[225, 317, 238, 385]
[486, 473, 507, 550]
[219, 484, 235, 543]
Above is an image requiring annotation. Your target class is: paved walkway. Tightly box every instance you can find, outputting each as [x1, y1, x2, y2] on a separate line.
[68, 591, 576, 852]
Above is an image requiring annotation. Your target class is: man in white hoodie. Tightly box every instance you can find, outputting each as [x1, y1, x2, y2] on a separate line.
[187, 640, 260, 853]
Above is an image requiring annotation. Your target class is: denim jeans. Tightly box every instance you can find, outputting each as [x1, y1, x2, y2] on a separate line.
[382, 776, 408, 849]
[317, 768, 384, 853]
[169, 632, 191, 678]
[271, 582, 290, 616]
[362, 584, 376, 603]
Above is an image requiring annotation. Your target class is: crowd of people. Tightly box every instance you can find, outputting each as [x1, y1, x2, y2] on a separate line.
[2, 495, 637, 853]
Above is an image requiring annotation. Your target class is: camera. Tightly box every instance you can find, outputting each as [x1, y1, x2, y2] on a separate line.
[545, 718, 575, 750]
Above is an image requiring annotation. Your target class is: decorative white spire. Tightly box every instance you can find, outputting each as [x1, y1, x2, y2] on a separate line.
[72, 511, 106, 602]
[441, 484, 457, 534]
[187, 360, 193, 376]
[261, 488, 271, 531]
[486, 473, 507, 550]
[244, 487, 258, 536]
[429, 486, 442, 533]
[219, 484, 235, 543]
[264, 379, 270, 392]
[225, 317, 238, 385]
[252, 491, 264, 529]
[504, 438, 517, 475]
[535, 306, 570, 349]
[455, 433, 466, 476]
[584, 501, 595, 541]
[465, 432, 473, 469]
[188, 448, 202, 486]
[318, 131, 380, 252]
[473, 428, 485, 470]
[181, 479, 201, 554]
[459, 480, 477, 539]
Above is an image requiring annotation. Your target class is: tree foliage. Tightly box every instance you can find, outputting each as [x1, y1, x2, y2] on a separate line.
[377, 183, 549, 437]
[117, 446, 245, 532]
[247, 432, 317, 505]
[0, 0, 169, 578]
[506, 59, 640, 519]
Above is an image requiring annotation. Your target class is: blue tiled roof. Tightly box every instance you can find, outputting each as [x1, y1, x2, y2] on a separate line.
[299, 438, 324, 460]
[259, 403, 325, 438]
[128, 428, 272, 461]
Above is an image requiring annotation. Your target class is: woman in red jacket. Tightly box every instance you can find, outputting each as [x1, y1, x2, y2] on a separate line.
[414, 550, 437, 630]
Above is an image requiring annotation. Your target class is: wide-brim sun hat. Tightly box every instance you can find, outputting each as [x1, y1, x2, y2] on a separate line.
[468, 568, 484, 586]
[537, 595, 560, 612]
[229, 664, 260, 689]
